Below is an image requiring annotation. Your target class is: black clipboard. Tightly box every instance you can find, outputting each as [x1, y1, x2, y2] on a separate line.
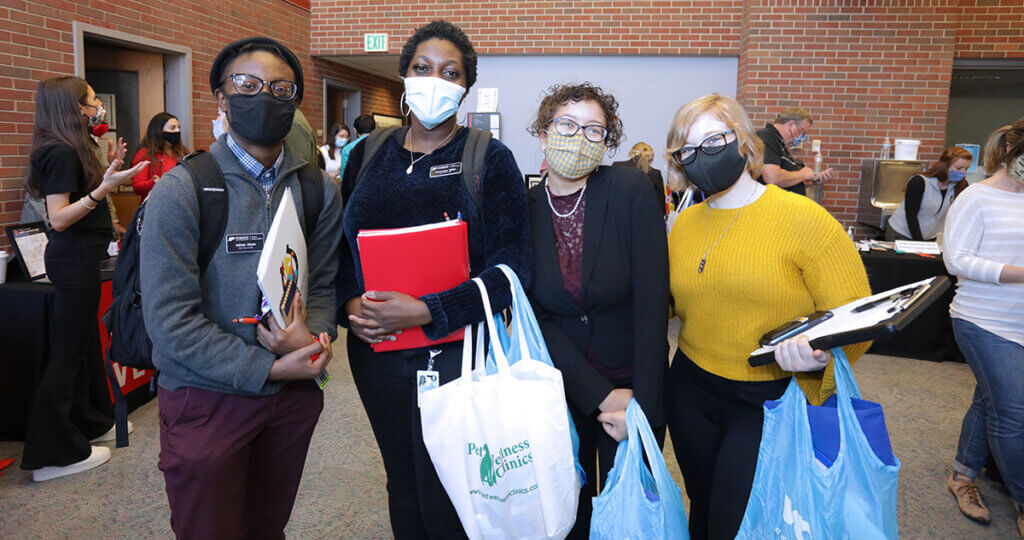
[5, 221, 49, 281]
[748, 276, 951, 367]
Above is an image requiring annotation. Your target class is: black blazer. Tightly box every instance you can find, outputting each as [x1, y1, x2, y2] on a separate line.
[527, 166, 670, 426]
[612, 157, 665, 216]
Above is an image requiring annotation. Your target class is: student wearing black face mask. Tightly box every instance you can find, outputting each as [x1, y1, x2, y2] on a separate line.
[664, 94, 871, 539]
[131, 112, 189, 202]
[138, 37, 342, 537]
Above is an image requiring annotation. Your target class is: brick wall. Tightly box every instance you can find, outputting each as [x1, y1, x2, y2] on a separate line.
[313, 57, 403, 120]
[955, 0, 1024, 58]
[0, 0, 398, 249]
[310, 1, 744, 56]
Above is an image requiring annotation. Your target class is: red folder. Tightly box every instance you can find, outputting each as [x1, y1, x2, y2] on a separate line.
[357, 220, 470, 352]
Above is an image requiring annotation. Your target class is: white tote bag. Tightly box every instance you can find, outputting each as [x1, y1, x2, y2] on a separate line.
[420, 276, 580, 539]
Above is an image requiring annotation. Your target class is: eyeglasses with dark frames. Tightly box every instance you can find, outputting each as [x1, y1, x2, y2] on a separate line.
[222, 73, 298, 101]
[671, 130, 736, 166]
[550, 117, 609, 143]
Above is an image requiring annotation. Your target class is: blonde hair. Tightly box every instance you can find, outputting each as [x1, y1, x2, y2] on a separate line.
[664, 93, 764, 186]
[982, 125, 1011, 175]
[627, 142, 654, 173]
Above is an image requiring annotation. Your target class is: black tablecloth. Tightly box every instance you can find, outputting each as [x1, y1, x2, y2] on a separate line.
[861, 250, 963, 362]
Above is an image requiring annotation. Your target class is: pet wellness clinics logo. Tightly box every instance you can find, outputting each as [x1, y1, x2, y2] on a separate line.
[782, 495, 812, 540]
[468, 441, 534, 487]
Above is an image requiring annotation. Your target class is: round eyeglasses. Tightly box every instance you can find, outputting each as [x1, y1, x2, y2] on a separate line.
[222, 73, 298, 101]
[671, 130, 736, 166]
[550, 117, 609, 143]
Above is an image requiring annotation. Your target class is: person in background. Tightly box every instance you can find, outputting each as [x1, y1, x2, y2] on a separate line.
[140, 37, 340, 537]
[664, 94, 870, 539]
[336, 20, 531, 538]
[340, 113, 376, 176]
[943, 121, 1024, 538]
[613, 141, 667, 216]
[131, 112, 189, 202]
[20, 76, 148, 482]
[286, 108, 324, 170]
[886, 145, 972, 241]
[319, 122, 349, 179]
[756, 107, 833, 196]
[526, 82, 669, 538]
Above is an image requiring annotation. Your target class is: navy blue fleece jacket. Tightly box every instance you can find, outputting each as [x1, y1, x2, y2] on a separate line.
[336, 126, 532, 339]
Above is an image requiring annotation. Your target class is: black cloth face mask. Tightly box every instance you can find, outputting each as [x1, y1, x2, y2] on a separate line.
[226, 93, 296, 145]
[681, 140, 747, 195]
[162, 131, 182, 146]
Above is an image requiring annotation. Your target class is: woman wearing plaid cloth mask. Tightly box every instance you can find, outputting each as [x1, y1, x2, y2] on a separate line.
[525, 82, 671, 538]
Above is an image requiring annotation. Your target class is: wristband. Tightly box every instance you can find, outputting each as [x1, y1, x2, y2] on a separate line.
[80, 197, 97, 210]
[86, 192, 102, 204]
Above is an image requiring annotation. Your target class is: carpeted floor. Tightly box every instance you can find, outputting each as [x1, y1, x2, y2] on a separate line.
[0, 325, 1018, 538]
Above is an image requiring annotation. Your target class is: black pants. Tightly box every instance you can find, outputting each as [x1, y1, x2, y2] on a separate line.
[347, 336, 466, 540]
[21, 234, 114, 470]
[569, 400, 666, 540]
[666, 350, 788, 540]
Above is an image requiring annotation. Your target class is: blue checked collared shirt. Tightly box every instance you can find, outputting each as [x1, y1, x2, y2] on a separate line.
[225, 134, 285, 192]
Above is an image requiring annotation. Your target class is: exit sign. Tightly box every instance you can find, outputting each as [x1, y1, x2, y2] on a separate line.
[364, 33, 388, 52]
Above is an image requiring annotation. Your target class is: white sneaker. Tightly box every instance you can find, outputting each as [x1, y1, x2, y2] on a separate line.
[89, 420, 134, 443]
[32, 446, 110, 482]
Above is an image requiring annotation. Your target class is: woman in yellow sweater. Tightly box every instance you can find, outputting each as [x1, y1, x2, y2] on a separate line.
[664, 94, 871, 539]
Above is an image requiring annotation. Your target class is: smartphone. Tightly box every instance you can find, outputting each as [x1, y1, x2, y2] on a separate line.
[760, 311, 834, 347]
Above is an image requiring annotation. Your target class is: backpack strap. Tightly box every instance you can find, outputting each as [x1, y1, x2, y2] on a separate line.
[461, 128, 491, 220]
[296, 162, 325, 239]
[355, 126, 403, 183]
[181, 150, 228, 273]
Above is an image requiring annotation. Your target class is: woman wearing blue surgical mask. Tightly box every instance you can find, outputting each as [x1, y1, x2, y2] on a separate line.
[335, 20, 531, 538]
[524, 82, 670, 538]
[318, 122, 349, 179]
[887, 145, 973, 241]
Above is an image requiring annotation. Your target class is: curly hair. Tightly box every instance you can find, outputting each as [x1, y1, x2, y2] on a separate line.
[398, 20, 478, 90]
[527, 82, 625, 150]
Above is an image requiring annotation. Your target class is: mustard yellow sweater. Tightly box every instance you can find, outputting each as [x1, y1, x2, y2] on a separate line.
[669, 185, 871, 405]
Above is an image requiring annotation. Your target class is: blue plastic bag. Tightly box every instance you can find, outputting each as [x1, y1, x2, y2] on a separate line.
[591, 399, 689, 540]
[481, 264, 586, 485]
[736, 349, 900, 539]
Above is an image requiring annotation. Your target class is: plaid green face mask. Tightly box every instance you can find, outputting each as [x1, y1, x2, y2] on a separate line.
[544, 131, 605, 180]
[1009, 153, 1024, 185]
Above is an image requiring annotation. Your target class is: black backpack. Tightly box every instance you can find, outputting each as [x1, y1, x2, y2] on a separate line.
[102, 150, 324, 447]
[356, 126, 491, 219]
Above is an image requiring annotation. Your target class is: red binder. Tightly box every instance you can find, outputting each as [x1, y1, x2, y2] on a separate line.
[357, 219, 470, 352]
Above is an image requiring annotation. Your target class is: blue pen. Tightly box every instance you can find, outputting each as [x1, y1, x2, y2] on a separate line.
[456, 211, 462, 221]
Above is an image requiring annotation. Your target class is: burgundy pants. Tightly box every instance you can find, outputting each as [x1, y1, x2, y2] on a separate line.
[157, 381, 323, 539]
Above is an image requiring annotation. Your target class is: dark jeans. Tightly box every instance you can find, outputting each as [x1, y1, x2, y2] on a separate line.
[952, 318, 1024, 504]
[21, 235, 113, 470]
[157, 381, 324, 539]
[568, 401, 666, 540]
[347, 336, 466, 540]
[666, 350, 788, 540]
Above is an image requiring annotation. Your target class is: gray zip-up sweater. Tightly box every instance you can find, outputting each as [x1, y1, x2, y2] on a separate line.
[140, 139, 342, 396]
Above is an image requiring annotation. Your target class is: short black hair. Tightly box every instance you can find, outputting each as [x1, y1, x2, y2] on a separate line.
[398, 20, 477, 90]
[210, 37, 304, 102]
[353, 113, 376, 135]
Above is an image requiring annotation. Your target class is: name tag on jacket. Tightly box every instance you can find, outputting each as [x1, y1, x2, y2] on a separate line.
[430, 162, 463, 178]
[225, 233, 264, 253]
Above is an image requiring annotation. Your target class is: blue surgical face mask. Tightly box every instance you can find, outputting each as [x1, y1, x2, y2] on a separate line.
[948, 170, 966, 183]
[335, 136, 348, 147]
[790, 133, 807, 148]
[403, 76, 466, 130]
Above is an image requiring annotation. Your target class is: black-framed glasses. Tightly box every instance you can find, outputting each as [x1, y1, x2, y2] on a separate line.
[222, 73, 298, 101]
[550, 117, 608, 143]
[671, 130, 736, 166]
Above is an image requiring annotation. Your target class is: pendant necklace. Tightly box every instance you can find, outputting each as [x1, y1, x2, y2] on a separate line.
[406, 123, 458, 175]
[698, 186, 755, 273]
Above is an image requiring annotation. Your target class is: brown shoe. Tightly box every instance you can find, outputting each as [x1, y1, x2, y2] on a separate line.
[946, 472, 990, 524]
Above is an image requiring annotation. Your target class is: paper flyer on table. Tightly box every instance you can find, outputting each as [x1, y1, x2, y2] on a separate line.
[256, 188, 308, 328]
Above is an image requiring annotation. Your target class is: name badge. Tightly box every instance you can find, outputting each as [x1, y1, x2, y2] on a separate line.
[429, 162, 463, 178]
[225, 233, 264, 253]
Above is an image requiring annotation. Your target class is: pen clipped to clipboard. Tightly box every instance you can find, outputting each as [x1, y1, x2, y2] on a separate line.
[748, 276, 951, 367]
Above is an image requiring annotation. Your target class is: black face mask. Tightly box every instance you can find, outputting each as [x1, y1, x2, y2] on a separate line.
[162, 131, 182, 146]
[226, 93, 296, 145]
[681, 140, 747, 195]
